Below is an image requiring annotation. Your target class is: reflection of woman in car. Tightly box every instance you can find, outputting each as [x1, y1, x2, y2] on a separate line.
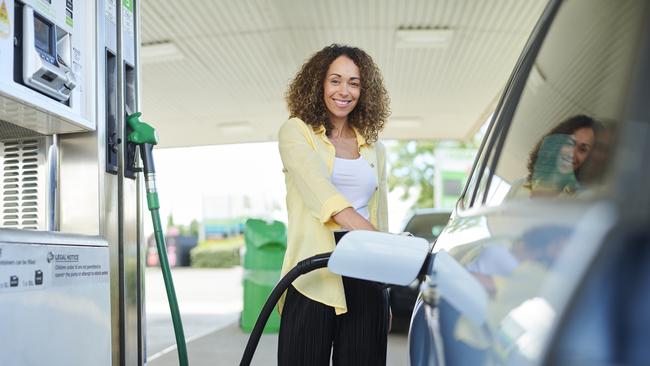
[510, 115, 600, 198]
[528, 134, 582, 195]
[450, 225, 572, 352]
[576, 121, 615, 187]
[459, 225, 572, 296]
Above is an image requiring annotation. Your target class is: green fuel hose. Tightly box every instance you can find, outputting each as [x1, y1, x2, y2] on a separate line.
[127, 112, 189, 366]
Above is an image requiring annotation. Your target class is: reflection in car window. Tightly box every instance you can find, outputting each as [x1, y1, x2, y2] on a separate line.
[506, 116, 600, 199]
[449, 222, 582, 363]
[483, 0, 646, 207]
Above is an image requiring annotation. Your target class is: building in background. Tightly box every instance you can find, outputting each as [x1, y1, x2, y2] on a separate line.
[200, 194, 284, 241]
[434, 146, 477, 209]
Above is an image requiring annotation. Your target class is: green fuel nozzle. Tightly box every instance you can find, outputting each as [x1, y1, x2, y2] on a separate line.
[126, 111, 159, 145]
[126, 112, 158, 177]
[126, 112, 188, 366]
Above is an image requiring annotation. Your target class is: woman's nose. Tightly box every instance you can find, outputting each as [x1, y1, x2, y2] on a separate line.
[338, 83, 350, 96]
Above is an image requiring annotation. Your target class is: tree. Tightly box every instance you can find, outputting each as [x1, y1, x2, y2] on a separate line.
[189, 219, 200, 237]
[166, 213, 175, 229]
[388, 138, 481, 209]
[387, 140, 437, 208]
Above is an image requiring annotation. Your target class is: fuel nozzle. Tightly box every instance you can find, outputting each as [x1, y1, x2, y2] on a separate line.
[126, 112, 160, 211]
[126, 112, 159, 176]
[125, 112, 189, 366]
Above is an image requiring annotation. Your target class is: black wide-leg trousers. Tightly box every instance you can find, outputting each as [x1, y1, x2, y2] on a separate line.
[277, 277, 389, 366]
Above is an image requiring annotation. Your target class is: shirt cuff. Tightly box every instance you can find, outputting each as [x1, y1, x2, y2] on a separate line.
[319, 194, 352, 224]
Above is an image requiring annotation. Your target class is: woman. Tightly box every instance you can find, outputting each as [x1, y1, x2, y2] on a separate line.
[277, 44, 390, 365]
[511, 115, 600, 198]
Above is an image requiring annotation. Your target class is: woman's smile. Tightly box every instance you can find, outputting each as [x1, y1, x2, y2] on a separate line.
[333, 98, 352, 107]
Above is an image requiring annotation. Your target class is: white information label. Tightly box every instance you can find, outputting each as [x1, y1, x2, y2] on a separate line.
[123, 6, 134, 37]
[0, 244, 109, 293]
[0, 241, 111, 366]
[0, 244, 52, 293]
[106, 0, 116, 24]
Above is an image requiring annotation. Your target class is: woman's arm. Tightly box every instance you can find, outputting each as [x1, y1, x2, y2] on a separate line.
[279, 119, 353, 225]
[332, 207, 376, 231]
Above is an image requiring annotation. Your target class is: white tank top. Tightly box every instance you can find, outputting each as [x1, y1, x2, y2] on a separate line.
[331, 156, 378, 220]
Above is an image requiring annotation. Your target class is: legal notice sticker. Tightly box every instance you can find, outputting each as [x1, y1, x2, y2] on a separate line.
[106, 0, 116, 24]
[0, 243, 109, 293]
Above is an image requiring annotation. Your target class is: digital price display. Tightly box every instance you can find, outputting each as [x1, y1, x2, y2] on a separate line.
[34, 15, 53, 56]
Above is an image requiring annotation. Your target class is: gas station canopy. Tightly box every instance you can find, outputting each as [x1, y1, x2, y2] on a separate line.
[140, 0, 546, 148]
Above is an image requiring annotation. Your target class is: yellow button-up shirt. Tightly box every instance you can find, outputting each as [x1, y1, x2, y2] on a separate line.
[278, 117, 388, 315]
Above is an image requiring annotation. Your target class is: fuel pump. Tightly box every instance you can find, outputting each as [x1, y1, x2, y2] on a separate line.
[1, 1, 144, 365]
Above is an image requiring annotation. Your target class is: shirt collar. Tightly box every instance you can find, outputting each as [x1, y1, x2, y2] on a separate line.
[315, 124, 368, 147]
[314, 125, 326, 135]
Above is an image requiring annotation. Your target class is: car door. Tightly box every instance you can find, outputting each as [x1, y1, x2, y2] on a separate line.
[409, 0, 650, 365]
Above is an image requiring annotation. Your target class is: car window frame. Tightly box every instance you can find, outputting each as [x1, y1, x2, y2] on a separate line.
[456, 0, 563, 210]
[479, 0, 563, 206]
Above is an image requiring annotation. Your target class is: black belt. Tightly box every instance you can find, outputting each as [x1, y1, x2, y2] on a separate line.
[333, 231, 349, 244]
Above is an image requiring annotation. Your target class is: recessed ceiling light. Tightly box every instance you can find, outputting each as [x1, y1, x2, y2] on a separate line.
[140, 40, 184, 64]
[395, 27, 454, 49]
[217, 121, 254, 135]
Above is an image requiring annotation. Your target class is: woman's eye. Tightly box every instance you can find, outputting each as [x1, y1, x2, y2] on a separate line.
[349, 82, 360, 88]
[330, 79, 340, 85]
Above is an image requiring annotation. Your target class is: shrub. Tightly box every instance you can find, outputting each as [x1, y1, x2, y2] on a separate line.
[190, 241, 241, 268]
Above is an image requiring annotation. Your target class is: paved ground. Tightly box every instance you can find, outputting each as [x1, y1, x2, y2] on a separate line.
[145, 267, 243, 357]
[146, 266, 408, 365]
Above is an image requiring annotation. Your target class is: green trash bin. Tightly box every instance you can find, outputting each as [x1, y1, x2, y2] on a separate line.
[241, 218, 287, 333]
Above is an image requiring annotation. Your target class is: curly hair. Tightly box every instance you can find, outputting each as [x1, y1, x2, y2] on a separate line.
[286, 44, 390, 143]
[526, 114, 601, 185]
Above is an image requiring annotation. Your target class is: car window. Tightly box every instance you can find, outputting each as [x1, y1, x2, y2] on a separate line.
[404, 212, 451, 242]
[483, 0, 646, 206]
[460, 153, 483, 209]
[461, 117, 498, 209]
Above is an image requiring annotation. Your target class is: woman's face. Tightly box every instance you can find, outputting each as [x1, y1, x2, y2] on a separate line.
[556, 127, 594, 174]
[571, 127, 595, 170]
[323, 55, 360, 123]
[557, 136, 576, 175]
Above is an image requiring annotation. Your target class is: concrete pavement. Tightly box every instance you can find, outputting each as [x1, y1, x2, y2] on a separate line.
[148, 322, 408, 366]
[145, 266, 243, 357]
[145, 266, 409, 365]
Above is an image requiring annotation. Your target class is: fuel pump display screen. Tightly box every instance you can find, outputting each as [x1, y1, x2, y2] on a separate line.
[34, 16, 53, 56]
